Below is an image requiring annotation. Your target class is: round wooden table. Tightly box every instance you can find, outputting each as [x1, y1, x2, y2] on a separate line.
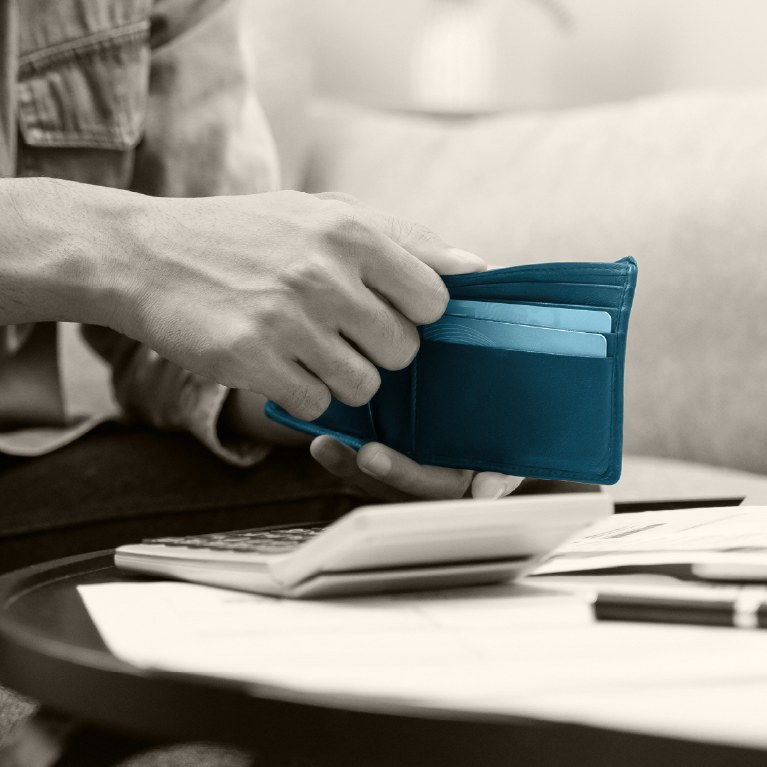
[1, 551, 766, 767]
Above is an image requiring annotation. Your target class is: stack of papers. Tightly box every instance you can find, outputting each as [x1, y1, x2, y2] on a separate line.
[531, 505, 767, 579]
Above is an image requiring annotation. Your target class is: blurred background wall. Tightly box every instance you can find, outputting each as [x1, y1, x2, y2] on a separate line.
[305, 0, 767, 112]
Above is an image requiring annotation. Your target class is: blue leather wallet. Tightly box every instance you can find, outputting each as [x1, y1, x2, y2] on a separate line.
[265, 257, 638, 485]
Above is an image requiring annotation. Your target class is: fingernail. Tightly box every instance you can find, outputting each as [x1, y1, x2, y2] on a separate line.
[473, 475, 524, 499]
[360, 448, 392, 477]
[506, 475, 525, 494]
[447, 247, 488, 272]
[473, 476, 508, 499]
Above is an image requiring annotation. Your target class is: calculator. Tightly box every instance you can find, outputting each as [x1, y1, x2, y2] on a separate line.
[115, 493, 612, 599]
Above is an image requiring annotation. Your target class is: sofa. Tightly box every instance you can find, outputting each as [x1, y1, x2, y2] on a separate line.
[300, 92, 767, 502]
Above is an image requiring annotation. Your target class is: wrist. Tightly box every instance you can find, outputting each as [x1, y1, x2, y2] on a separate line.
[73, 184, 155, 332]
[0, 178, 149, 327]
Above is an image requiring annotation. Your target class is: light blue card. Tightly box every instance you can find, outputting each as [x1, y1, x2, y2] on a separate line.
[421, 315, 607, 357]
[446, 299, 612, 333]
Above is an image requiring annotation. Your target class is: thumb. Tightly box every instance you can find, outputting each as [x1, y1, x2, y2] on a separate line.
[471, 473, 525, 499]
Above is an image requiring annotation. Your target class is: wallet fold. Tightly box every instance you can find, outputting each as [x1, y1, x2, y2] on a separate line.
[265, 257, 638, 485]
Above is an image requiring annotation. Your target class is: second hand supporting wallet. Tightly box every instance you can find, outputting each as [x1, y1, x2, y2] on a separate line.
[266, 257, 638, 485]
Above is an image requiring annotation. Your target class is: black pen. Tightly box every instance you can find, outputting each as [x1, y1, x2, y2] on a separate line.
[594, 587, 767, 629]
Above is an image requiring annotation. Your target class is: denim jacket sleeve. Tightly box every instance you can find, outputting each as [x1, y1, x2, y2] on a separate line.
[3, 0, 280, 464]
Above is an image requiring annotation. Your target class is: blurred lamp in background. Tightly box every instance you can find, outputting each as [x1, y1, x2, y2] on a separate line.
[411, 0, 498, 114]
[411, 0, 572, 115]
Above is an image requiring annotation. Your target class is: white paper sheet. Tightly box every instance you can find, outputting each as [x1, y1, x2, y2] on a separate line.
[532, 505, 767, 574]
[79, 579, 767, 750]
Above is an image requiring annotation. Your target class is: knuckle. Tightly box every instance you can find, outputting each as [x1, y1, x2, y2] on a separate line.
[223, 317, 257, 349]
[254, 298, 288, 334]
[315, 205, 367, 247]
[365, 306, 419, 370]
[414, 276, 449, 324]
[284, 258, 339, 293]
[203, 322, 256, 385]
[334, 212, 367, 246]
[380, 326, 420, 370]
[284, 382, 331, 421]
[390, 217, 442, 251]
[397, 334, 421, 368]
[407, 220, 441, 249]
[338, 364, 380, 407]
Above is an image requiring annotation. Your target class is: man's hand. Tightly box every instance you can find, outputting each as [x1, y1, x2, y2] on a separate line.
[112, 190, 485, 421]
[310, 435, 524, 501]
[1, 180, 483, 422]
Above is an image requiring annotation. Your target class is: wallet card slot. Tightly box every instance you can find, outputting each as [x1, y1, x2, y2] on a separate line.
[488, 300, 620, 325]
[412, 341, 615, 481]
[449, 283, 622, 308]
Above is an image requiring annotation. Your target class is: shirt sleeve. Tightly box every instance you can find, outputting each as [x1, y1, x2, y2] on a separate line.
[81, 325, 270, 467]
[131, 0, 280, 197]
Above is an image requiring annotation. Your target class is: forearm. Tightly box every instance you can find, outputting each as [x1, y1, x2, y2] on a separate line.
[0, 177, 143, 327]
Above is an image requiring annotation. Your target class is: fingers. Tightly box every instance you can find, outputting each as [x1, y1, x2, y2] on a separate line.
[301, 332, 382, 407]
[309, 435, 360, 479]
[339, 289, 421, 371]
[317, 192, 487, 276]
[310, 436, 412, 502]
[264, 359, 331, 421]
[471, 472, 525, 499]
[357, 442, 474, 500]
[314, 193, 486, 327]
[310, 436, 473, 502]
[355, 233, 451, 326]
[311, 437, 524, 503]
[367, 211, 487, 276]
[260, 193, 490, 414]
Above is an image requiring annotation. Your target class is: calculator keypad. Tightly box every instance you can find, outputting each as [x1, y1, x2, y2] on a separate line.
[142, 527, 323, 555]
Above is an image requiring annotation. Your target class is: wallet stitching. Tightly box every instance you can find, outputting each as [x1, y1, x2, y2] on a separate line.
[410, 354, 419, 457]
[450, 265, 626, 276]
